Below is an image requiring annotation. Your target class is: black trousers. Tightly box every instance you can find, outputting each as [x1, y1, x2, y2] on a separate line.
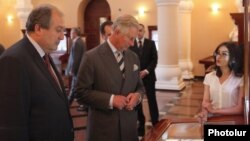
[138, 79, 159, 127]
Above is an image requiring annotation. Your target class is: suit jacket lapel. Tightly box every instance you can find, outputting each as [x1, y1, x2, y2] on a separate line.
[123, 51, 128, 78]
[49, 55, 67, 96]
[99, 43, 124, 88]
[133, 40, 140, 55]
[24, 37, 67, 102]
[123, 51, 133, 88]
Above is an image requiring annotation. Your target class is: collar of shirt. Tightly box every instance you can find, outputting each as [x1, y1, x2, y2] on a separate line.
[26, 33, 45, 58]
[107, 38, 119, 55]
[136, 37, 145, 45]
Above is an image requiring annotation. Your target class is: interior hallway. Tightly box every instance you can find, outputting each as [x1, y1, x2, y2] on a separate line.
[69, 79, 204, 141]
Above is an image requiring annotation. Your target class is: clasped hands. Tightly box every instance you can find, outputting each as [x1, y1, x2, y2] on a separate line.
[113, 93, 141, 111]
[195, 110, 208, 123]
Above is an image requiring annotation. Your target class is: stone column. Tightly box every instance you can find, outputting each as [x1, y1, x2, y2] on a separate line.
[15, 0, 33, 32]
[178, 0, 194, 79]
[155, 0, 185, 90]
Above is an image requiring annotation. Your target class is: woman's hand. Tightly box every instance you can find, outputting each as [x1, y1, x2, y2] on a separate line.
[195, 110, 208, 123]
[202, 101, 215, 114]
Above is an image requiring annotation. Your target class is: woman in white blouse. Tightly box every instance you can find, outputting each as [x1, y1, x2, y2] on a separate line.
[197, 41, 244, 122]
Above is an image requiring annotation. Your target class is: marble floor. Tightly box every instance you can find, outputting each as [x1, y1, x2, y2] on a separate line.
[69, 79, 204, 141]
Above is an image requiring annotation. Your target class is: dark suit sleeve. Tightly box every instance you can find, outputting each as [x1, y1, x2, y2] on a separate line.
[71, 40, 85, 76]
[146, 40, 158, 73]
[136, 72, 145, 100]
[0, 57, 29, 140]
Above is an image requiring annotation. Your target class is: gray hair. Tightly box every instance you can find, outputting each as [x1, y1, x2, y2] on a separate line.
[71, 27, 81, 36]
[26, 4, 63, 32]
[112, 14, 139, 35]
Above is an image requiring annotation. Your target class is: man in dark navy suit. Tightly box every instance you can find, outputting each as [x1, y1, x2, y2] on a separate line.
[0, 4, 74, 141]
[130, 23, 159, 136]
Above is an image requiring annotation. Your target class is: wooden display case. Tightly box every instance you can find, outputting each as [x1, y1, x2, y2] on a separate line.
[141, 115, 244, 141]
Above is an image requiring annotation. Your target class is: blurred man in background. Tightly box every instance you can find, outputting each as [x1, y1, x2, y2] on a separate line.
[130, 23, 159, 137]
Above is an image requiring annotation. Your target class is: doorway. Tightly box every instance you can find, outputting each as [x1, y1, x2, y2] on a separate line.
[84, 0, 111, 50]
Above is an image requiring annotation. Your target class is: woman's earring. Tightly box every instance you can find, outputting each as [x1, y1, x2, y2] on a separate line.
[229, 58, 236, 68]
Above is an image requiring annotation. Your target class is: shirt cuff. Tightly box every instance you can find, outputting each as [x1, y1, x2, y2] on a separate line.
[137, 93, 142, 105]
[144, 69, 149, 74]
[109, 94, 114, 109]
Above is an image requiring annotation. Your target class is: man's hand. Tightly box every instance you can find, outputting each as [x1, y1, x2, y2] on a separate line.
[139, 70, 148, 79]
[125, 93, 140, 110]
[113, 95, 128, 110]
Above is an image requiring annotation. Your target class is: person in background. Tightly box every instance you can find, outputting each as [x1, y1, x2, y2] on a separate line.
[129, 23, 159, 136]
[75, 14, 145, 141]
[0, 44, 5, 55]
[0, 4, 74, 141]
[66, 27, 86, 111]
[197, 41, 244, 123]
[100, 20, 113, 41]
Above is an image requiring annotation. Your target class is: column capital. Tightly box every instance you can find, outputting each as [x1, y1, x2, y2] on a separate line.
[15, 0, 33, 29]
[235, 0, 243, 12]
[179, 0, 193, 13]
[155, 0, 181, 6]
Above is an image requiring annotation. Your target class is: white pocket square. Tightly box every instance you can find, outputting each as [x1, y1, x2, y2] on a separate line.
[133, 64, 138, 71]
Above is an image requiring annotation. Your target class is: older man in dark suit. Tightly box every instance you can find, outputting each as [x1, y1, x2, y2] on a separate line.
[0, 4, 74, 141]
[75, 15, 145, 141]
[130, 23, 159, 136]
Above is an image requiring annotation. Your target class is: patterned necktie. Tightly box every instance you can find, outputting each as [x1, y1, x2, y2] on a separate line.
[43, 54, 62, 90]
[116, 51, 125, 77]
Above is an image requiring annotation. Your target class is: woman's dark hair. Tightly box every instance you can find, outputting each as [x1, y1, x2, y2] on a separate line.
[213, 41, 243, 77]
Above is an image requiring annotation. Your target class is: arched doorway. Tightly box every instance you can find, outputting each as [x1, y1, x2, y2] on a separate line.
[84, 0, 111, 50]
